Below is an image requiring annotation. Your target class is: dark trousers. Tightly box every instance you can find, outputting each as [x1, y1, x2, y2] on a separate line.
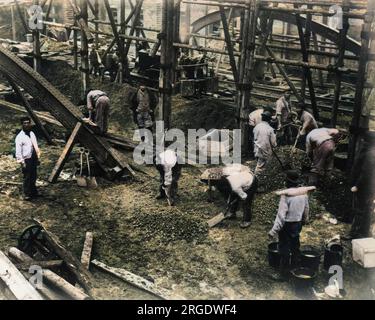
[249, 126, 255, 158]
[279, 221, 302, 272]
[156, 164, 181, 201]
[22, 153, 38, 198]
[229, 177, 258, 222]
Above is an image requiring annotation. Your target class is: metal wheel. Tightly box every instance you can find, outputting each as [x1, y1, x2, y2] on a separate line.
[17, 225, 52, 258]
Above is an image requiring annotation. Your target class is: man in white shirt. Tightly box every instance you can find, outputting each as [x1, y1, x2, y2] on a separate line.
[15, 117, 41, 201]
[248, 106, 275, 158]
[253, 111, 277, 174]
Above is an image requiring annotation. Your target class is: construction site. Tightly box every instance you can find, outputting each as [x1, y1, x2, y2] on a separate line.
[0, 0, 374, 301]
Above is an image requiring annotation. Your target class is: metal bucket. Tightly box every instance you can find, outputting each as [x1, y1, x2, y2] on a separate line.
[291, 267, 317, 299]
[323, 243, 343, 271]
[300, 247, 321, 272]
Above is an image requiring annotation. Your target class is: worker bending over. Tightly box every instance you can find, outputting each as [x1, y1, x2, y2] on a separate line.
[155, 149, 182, 206]
[306, 127, 339, 184]
[86, 89, 110, 135]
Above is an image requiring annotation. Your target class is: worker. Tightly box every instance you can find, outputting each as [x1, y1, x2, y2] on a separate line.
[89, 48, 101, 77]
[86, 89, 110, 135]
[268, 170, 310, 281]
[135, 85, 153, 130]
[155, 149, 182, 206]
[105, 51, 119, 82]
[253, 111, 277, 174]
[220, 165, 258, 228]
[296, 102, 318, 149]
[248, 106, 275, 158]
[306, 127, 340, 185]
[298, 104, 318, 136]
[15, 117, 41, 201]
[276, 90, 292, 145]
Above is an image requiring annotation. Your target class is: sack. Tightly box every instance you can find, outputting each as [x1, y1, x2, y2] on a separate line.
[77, 148, 87, 187]
[85, 150, 98, 189]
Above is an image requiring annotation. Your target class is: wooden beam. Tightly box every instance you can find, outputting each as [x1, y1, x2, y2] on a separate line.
[48, 122, 82, 183]
[331, 0, 350, 127]
[295, 4, 319, 120]
[348, 0, 375, 169]
[92, 259, 180, 300]
[101, 0, 138, 61]
[123, 0, 144, 57]
[6, 76, 53, 145]
[14, 0, 29, 34]
[0, 250, 43, 300]
[80, 232, 93, 270]
[33, 220, 92, 293]
[8, 247, 90, 300]
[15, 260, 63, 271]
[264, 45, 303, 102]
[79, 0, 90, 95]
[42, 0, 54, 35]
[219, 5, 238, 84]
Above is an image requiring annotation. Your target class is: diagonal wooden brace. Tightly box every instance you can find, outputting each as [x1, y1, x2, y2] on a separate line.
[48, 122, 82, 183]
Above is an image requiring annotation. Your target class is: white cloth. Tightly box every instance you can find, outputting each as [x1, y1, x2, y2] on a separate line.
[226, 171, 254, 200]
[159, 150, 178, 186]
[306, 128, 339, 154]
[253, 121, 277, 160]
[15, 130, 40, 164]
[249, 109, 263, 127]
[300, 110, 318, 135]
[222, 164, 252, 176]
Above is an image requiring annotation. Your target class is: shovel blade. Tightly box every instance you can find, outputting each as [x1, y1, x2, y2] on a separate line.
[207, 212, 226, 228]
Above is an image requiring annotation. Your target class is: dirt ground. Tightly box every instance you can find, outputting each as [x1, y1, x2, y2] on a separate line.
[0, 61, 373, 300]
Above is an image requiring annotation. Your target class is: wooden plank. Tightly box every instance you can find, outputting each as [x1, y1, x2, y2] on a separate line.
[294, 4, 319, 120]
[219, 6, 238, 84]
[92, 259, 182, 300]
[80, 232, 93, 270]
[207, 212, 226, 228]
[6, 76, 53, 145]
[0, 251, 43, 300]
[48, 122, 82, 183]
[15, 260, 63, 271]
[331, 1, 350, 127]
[8, 247, 90, 300]
[33, 220, 92, 293]
[20, 270, 63, 300]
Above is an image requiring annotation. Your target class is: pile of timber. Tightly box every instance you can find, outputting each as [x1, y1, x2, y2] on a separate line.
[0, 221, 93, 300]
[0, 219, 183, 300]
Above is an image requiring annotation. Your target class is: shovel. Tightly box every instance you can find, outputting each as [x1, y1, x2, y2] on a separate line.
[85, 149, 98, 189]
[207, 196, 239, 228]
[77, 148, 87, 187]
